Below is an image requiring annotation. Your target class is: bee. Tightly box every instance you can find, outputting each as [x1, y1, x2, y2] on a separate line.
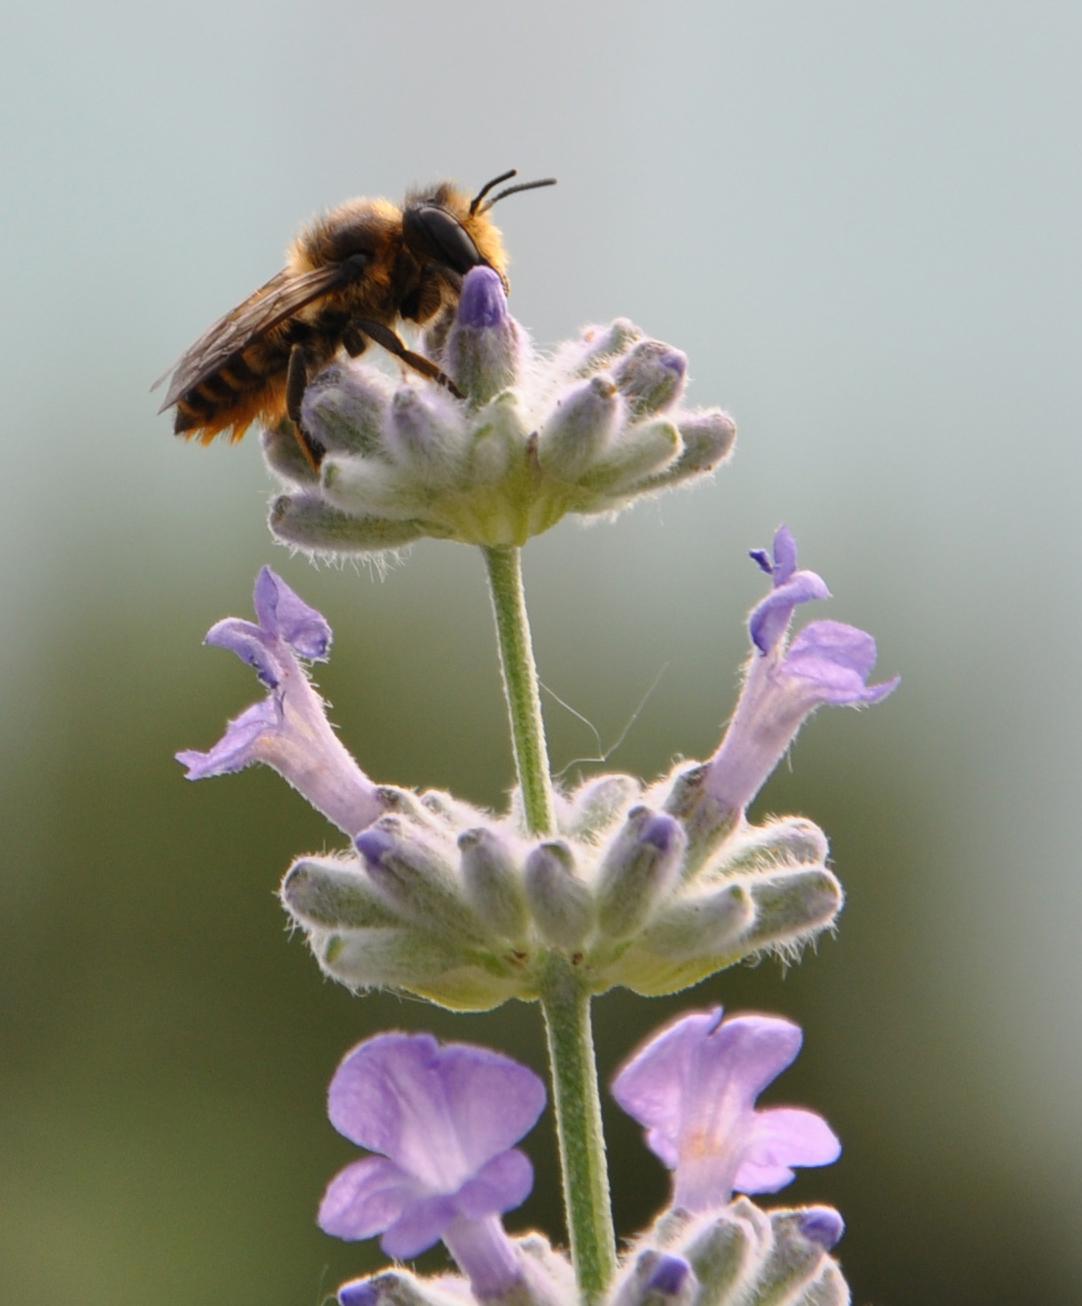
[153, 169, 555, 468]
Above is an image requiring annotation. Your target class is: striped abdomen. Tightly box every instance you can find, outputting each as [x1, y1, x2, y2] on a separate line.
[173, 320, 337, 445]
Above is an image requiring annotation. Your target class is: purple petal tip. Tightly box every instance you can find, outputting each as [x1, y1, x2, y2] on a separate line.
[799, 1206, 845, 1250]
[641, 812, 680, 854]
[458, 266, 507, 329]
[355, 828, 393, 865]
[338, 1283, 379, 1306]
[647, 1253, 693, 1294]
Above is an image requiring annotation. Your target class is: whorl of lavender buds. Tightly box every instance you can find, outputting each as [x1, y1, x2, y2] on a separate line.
[265, 266, 736, 554]
[178, 526, 893, 1009]
[268, 529, 893, 1008]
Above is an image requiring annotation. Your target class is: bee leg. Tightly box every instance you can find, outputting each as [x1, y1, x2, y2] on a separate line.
[285, 344, 324, 473]
[341, 324, 369, 358]
[351, 316, 464, 401]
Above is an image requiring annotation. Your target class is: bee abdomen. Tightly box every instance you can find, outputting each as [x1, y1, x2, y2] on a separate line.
[174, 340, 292, 438]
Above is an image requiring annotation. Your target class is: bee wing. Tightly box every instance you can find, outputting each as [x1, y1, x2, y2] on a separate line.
[153, 263, 353, 412]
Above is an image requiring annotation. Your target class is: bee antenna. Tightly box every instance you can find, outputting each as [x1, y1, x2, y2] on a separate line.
[469, 169, 519, 215]
[479, 176, 558, 214]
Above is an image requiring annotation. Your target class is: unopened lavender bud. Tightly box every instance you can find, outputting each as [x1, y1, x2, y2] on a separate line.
[642, 881, 754, 960]
[524, 840, 594, 948]
[803, 1264, 850, 1305]
[798, 1208, 845, 1252]
[563, 772, 641, 839]
[748, 1208, 847, 1304]
[659, 764, 737, 871]
[338, 1270, 449, 1305]
[269, 492, 428, 553]
[301, 363, 393, 455]
[614, 341, 688, 418]
[420, 788, 491, 828]
[611, 1251, 698, 1306]
[386, 386, 468, 485]
[372, 784, 443, 828]
[320, 455, 427, 520]
[356, 823, 484, 942]
[572, 318, 644, 377]
[682, 1207, 759, 1303]
[468, 390, 529, 484]
[261, 419, 318, 484]
[597, 809, 686, 939]
[317, 929, 516, 1009]
[650, 409, 737, 488]
[446, 266, 525, 403]
[458, 827, 529, 941]
[720, 817, 829, 874]
[281, 856, 401, 930]
[744, 868, 843, 952]
[317, 928, 453, 988]
[582, 419, 682, 496]
[536, 375, 620, 480]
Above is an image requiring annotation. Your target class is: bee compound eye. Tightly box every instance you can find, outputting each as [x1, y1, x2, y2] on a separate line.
[405, 204, 485, 275]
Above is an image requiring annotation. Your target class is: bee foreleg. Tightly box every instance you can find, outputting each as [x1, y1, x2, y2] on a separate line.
[341, 324, 369, 358]
[285, 344, 324, 473]
[351, 316, 464, 401]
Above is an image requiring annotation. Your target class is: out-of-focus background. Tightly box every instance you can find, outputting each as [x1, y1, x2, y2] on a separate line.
[3, 2, 1079, 1302]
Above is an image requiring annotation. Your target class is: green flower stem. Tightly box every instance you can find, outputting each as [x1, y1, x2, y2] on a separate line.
[481, 546, 615, 1299]
[539, 954, 617, 1304]
[480, 545, 557, 836]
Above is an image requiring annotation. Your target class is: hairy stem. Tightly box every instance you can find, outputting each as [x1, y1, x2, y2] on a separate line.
[481, 545, 556, 836]
[539, 955, 617, 1304]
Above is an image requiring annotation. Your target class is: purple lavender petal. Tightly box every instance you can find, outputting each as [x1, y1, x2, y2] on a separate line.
[696, 1016, 804, 1105]
[786, 620, 901, 705]
[612, 1009, 724, 1168]
[252, 565, 332, 660]
[204, 617, 282, 687]
[749, 570, 831, 656]
[771, 525, 798, 583]
[440, 1214, 526, 1299]
[746, 1107, 842, 1165]
[457, 266, 507, 328]
[181, 571, 381, 835]
[318, 1155, 418, 1241]
[436, 1045, 547, 1169]
[749, 548, 773, 575]
[175, 698, 279, 779]
[454, 1149, 534, 1220]
[381, 1192, 460, 1258]
[328, 1034, 546, 1181]
[614, 1009, 838, 1215]
[328, 1033, 443, 1157]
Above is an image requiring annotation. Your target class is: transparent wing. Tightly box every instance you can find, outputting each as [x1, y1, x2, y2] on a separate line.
[153, 263, 352, 411]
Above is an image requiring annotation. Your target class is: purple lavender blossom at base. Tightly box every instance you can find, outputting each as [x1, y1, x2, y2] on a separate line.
[319, 1033, 545, 1302]
[612, 1008, 840, 1213]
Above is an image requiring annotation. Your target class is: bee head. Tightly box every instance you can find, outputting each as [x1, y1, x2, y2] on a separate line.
[403, 172, 555, 292]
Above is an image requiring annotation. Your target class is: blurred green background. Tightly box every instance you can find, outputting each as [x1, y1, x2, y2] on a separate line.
[3, 2, 1079, 1302]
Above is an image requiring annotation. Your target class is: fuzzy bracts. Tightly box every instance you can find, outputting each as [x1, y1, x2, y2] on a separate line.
[264, 267, 736, 553]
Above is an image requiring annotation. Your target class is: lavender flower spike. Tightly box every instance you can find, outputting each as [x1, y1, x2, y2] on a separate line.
[612, 1007, 840, 1213]
[270, 269, 735, 554]
[705, 526, 899, 819]
[320, 1033, 546, 1301]
[176, 567, 383, 837]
